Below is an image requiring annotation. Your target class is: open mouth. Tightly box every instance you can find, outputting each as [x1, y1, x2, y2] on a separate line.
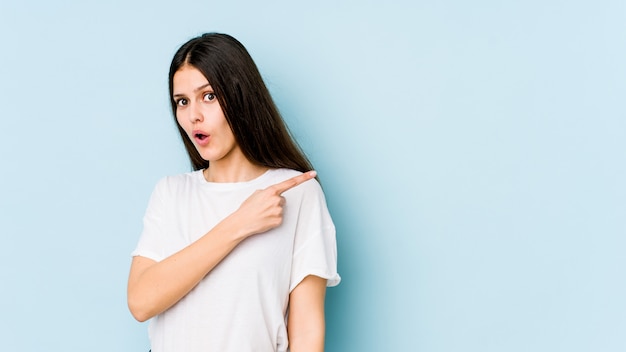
[192, 131, 210, 145]
[195, 133, 208, 141]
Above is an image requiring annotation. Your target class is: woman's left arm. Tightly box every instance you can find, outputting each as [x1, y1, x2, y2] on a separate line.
[288, 275, 328, 352]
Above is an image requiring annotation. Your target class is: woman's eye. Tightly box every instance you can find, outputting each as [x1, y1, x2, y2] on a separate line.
[203, 93, 216, 101]
[176, 98, 188, 107]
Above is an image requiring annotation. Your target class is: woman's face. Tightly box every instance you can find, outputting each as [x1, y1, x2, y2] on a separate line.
[173, 65, 241, 164]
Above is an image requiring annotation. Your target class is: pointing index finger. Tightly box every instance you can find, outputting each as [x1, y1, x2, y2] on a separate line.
[270, 171, 317, 195]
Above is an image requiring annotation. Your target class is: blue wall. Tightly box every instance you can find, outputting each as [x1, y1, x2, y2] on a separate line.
[1, 1, 625, 351]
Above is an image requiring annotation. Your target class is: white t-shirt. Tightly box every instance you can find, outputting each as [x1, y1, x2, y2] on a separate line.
[131, 168, 340, 352]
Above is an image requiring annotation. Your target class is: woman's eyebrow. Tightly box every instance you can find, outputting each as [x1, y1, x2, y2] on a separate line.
[173, 83, 213, 98]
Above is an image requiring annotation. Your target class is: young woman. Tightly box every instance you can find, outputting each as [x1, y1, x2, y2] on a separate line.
[127, 33, 340, 352]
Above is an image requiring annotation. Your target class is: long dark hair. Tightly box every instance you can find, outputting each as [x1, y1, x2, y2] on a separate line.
[168, 33, 314, 173]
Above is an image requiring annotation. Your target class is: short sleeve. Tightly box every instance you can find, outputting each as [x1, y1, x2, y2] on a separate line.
[289, 181, 341, 292]
[131, 178, 172, 262]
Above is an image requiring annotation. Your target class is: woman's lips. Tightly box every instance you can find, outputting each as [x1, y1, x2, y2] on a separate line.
[192, 130, 210, 146]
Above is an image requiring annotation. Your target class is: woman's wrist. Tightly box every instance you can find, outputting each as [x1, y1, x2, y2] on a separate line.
[218, 212, 252, 241]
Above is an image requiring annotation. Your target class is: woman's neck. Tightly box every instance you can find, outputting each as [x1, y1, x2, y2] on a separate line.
[203, 158, 269, 183]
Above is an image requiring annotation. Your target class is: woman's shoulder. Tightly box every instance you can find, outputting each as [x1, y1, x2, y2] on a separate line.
[267, 168, 302, 180]
[152, 170, 204, 194]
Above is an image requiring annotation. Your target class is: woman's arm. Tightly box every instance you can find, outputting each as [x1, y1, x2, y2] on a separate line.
[127, 213, 247, 322]
[127, 171, 317, 322]
[288, 275, 328, 352]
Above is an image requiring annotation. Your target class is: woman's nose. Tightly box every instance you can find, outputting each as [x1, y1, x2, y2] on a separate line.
[190, 102, 203, 123]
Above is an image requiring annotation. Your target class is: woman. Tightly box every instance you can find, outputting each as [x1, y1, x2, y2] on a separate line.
[127, 33, 340, 352]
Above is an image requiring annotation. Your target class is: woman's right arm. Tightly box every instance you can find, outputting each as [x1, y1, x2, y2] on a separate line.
[128, 212, 247, 322]
[127, 171, 316, 322]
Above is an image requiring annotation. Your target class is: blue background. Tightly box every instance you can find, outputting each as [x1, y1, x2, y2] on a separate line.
[1, 1, 625, 351]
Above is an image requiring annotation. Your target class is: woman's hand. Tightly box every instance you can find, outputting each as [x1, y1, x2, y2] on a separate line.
[232, 170, 317, 237]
